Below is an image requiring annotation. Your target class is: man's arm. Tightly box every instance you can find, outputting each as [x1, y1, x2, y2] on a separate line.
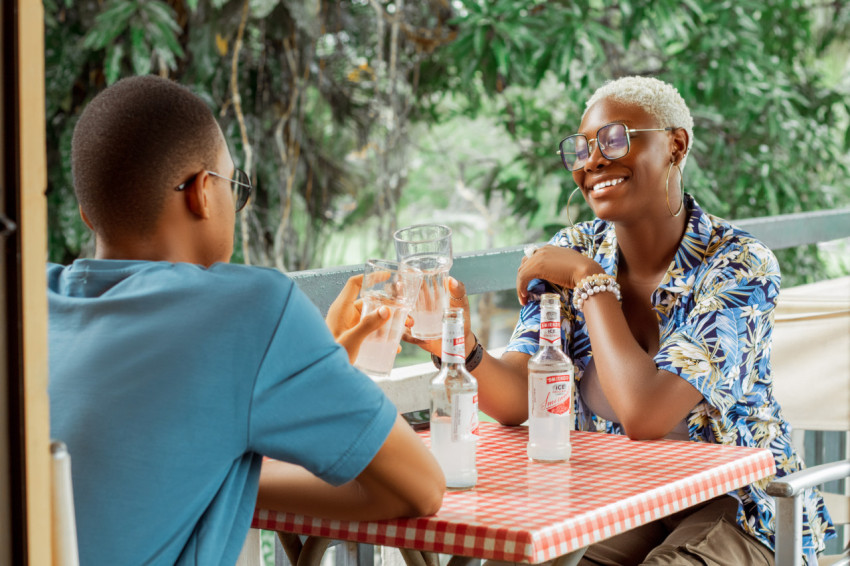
[256, 414, 445, 521]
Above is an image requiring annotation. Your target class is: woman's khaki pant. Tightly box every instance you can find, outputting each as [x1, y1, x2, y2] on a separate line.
[578, 495, 774, 566]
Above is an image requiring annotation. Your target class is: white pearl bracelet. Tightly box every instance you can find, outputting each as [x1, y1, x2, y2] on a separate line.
[571, 273, 622, 311]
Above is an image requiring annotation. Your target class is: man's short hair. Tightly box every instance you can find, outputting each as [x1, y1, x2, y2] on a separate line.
[72, 75, 222, 237]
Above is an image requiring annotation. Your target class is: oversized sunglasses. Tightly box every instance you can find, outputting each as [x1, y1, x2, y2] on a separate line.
[558, 123, 673, 172]
[175, 168, 252, 212]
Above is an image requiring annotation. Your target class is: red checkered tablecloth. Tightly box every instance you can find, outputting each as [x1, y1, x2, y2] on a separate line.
[253, 423, 775, 563]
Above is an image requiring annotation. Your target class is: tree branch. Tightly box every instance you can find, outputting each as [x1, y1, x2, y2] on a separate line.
[231, 0, 254, 265]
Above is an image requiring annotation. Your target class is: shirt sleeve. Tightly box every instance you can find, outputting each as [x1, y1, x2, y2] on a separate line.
[505, 225, 593, 356]
[504, 280, 545, 355]
[248, 284, 397, 486]
[654, 241, 781, 416]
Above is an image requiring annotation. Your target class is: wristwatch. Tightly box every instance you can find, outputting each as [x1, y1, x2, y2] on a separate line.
[431, 335, 484, 372]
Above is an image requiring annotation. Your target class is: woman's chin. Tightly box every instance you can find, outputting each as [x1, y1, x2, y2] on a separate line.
[586, 202, 616, 222]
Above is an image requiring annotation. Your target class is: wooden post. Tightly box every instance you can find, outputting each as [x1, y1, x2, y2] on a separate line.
[14, 0, 53, 565]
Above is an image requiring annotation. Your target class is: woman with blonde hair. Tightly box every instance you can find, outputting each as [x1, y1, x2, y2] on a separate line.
[409, 76, 834, 564]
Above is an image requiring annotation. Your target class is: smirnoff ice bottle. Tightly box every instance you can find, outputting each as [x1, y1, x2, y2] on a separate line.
[430, 308, 478, 490]
[527, 293, 574, 462]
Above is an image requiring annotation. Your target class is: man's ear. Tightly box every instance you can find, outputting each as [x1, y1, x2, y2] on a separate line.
[184, 171, 212, 220]
[671, 128, 689, 165]
[79, 206, 94, 230]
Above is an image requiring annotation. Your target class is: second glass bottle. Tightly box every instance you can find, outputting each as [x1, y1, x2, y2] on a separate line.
[527, 293, 574, 462]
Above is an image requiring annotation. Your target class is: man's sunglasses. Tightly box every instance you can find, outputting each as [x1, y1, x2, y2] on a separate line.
[176, 168, 252, 212]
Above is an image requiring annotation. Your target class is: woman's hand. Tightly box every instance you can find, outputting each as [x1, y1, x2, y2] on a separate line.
[516, 245, 603, 305]
[326, 274, 393, 363]
[403, 277, 476, 358]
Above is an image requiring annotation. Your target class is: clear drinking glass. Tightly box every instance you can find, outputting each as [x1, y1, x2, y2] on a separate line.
[353, 258, 423, 378]
[393, 224, 453, 340]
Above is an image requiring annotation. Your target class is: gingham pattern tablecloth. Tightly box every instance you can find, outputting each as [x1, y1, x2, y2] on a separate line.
[253, 423, 775, 563]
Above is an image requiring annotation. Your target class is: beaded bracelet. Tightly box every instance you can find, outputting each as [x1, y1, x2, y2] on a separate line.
[572, 273, 622, 311]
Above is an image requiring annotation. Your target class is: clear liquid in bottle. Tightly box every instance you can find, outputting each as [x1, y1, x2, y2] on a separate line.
[430, 308, 478, 489]
[527, 293, 574, 462]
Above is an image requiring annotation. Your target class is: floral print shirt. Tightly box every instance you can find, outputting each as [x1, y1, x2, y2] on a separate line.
[506, 194, 835, 563]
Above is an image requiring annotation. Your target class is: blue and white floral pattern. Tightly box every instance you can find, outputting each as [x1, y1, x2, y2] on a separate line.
[506, 194, 835, 563]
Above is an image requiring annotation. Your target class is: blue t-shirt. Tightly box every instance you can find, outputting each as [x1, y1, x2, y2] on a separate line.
[47, 259, 397, 565]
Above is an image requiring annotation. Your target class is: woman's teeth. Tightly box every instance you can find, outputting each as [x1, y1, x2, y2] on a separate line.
[591, 178, 625, 191]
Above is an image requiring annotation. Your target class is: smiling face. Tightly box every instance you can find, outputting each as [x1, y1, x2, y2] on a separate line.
[572, 97, 676, 224]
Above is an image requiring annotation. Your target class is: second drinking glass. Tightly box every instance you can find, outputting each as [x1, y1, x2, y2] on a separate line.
[353, 258, 423, 378]
[393, 224, 453, 340]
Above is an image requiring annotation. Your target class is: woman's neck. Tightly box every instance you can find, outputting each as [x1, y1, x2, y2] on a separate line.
[614, 211, 688, 282]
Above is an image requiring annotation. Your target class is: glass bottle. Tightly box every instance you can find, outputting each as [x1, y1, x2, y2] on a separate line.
[429, 308, 478, 490]
[527, 293, 574, 462]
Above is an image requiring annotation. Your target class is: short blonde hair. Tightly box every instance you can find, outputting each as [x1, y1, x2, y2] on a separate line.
[584, 76, 694, 166]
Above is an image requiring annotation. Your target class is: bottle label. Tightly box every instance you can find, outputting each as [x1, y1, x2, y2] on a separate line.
[452, 392, 479, 441]
[441, 322, 466, 364]
[532, 373, 572, 415]
[540, 310, 561, 346]
[540, 320, 560, 344]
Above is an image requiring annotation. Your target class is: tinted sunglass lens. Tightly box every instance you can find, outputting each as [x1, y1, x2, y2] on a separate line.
[560, 136, 587, 171]
[598, 124, 628, 159]
[233, 169, 251, 211]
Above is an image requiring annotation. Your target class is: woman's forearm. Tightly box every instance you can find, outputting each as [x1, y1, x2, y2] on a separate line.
[471, 350, 531, 426]
[581, 293, 702, 439]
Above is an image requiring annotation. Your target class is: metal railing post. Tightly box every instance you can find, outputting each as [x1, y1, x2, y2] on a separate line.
[773, 495, 803, 566]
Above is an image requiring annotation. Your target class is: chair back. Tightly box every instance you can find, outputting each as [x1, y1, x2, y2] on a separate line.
[771, 276, 850, 432]
[51, 441, 79, 566]
[769, 277, 850, 562]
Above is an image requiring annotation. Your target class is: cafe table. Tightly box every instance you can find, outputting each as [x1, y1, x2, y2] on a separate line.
[252, 422, 776, 566]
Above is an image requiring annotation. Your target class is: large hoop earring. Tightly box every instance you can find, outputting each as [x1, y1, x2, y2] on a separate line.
[566, 186, 583, 228]
[665, 162, 684, 217]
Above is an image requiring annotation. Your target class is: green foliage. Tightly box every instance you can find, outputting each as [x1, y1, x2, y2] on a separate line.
[81, 1, 184, 83]
[44, 0, 187, 262]
[44, 0, 461, 268]
[421, 1, 850, 237]
[43, 0, 849, 285]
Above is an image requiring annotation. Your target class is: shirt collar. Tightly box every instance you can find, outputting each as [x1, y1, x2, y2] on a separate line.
[651, 194, 712, 317]
[656, 194, 711, 292]
[592, 193, 710, 286]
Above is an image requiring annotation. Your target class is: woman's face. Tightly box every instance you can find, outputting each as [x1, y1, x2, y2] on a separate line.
[571, 97, 676, 223]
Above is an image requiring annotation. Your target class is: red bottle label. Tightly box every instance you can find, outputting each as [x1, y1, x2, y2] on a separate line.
[532, 372, 572, 416]
[540, 319, 560, 345]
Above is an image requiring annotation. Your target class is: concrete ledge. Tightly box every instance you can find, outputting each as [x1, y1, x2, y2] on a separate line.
[374, 347, 508, 414]
[374, 362, 436, 415]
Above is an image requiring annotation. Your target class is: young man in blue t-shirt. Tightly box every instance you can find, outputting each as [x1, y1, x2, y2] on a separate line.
[48, 75, 443, 565]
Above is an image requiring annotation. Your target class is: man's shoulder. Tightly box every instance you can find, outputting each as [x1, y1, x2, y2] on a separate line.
[84, 259, 293, 290]
[204, 263, 294, 291]
[205, 264, 304, 321]
[48, 260, 299, 313]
